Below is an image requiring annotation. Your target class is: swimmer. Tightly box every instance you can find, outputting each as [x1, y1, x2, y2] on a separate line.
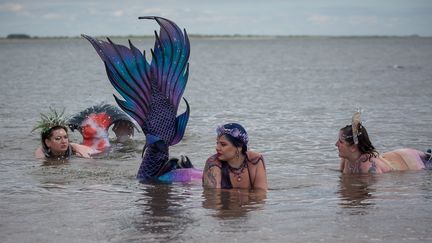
[33, 109, 99, 160]
[202, 123, 268, 190]
[336, 111, 431, 174]
[68, 103, 138, 151]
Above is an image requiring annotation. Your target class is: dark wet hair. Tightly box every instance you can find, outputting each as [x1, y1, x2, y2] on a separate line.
[340, 124, 378, 160]
[217, 123, 248, 155]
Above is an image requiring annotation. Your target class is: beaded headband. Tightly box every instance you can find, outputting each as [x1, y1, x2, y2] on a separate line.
[216, 124, 249, 146]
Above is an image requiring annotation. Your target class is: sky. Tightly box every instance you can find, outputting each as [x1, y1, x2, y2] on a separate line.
[0, 0, 431, 37]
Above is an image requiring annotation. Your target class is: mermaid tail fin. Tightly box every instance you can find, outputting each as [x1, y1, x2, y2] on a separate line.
[81, 35, 152, 130]
[83, 16, 201, 182]
[82, 17, 190, 144]
[170, 98, 190, 146]
[139, 16, 190, 111]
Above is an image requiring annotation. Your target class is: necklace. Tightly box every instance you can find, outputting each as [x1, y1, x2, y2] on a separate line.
[228, 159, 247, 182]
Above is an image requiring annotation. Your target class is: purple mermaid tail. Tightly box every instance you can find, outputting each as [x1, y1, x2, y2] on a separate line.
[82, 16, 202, 183]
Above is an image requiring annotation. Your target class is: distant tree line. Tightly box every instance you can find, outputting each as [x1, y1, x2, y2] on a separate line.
[7, 34, 31, 39]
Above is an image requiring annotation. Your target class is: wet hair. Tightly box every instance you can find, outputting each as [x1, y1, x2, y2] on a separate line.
[340, 124, 378, 160]
[218, 123, 248, 155]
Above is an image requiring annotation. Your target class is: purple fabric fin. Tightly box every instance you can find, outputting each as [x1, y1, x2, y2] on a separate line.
[138, 16, 190, 110]
[170, 98, 190, 146]
[81, 34, 152, 128]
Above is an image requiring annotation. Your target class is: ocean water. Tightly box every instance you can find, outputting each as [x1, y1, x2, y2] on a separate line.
[0, 36, 431, 242]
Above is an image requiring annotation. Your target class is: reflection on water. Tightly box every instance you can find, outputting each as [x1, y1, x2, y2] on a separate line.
[134, 184, 195, 241]
[202, 189, 266, 219]
[41, 159, 70, 166]
[337, 174, 377, 213]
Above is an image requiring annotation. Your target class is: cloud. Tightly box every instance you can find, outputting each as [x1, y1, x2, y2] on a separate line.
[0, 3, 23, 12]
[42, 13, 65, 20]
[112, 10, 124, 17]
[348, 15, 378, 25]
[307, 14, 338, 24]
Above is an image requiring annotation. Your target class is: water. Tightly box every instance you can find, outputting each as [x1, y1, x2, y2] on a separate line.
[1, 36, 432, 242]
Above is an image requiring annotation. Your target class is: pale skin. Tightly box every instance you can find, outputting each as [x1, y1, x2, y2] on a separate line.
[35, 128, 99, 159]
[202, 135, 268, 190]
[335, 131, 425, 174]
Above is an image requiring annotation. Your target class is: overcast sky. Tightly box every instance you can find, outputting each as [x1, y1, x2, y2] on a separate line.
[1, 0, 431, 37]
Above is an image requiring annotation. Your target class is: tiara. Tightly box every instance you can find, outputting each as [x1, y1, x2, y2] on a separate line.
[351, 110, 362, 144]
[216, 125, 249, 145]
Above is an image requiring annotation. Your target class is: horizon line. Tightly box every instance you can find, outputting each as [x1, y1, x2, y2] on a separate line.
[2, 33, 430, 39]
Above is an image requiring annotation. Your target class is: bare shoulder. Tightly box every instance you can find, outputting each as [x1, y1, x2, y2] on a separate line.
[204, 154, 222, 169]
[35, 146, 45, 159]
[246, 151, 264, 165]
[359, 157, 383, 174]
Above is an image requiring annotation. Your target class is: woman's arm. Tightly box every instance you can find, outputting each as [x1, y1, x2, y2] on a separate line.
[253, 159, 268, 190]
[202, 159, 222, 189]
[339, 158, 346, 172]
[70, 143, 99, 158]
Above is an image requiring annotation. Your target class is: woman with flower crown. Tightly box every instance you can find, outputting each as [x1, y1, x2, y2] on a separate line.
[336, 111, 431, 174]
[202, 123, 268, 190]
[33, 109, 99, 160]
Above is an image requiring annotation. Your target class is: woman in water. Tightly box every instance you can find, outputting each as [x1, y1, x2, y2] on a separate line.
[336, 112, 431, 174]
[202, 123, 268, 190]
[34, 109, 98, 160]
[68, 103, 138, 151]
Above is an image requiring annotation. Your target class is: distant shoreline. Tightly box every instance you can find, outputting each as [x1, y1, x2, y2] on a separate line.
[2, 33, 429, 40]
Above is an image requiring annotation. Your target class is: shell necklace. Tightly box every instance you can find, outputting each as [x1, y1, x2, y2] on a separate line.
[228, 158, 247, 182]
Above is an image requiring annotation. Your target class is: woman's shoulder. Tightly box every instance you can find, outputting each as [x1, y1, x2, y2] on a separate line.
[35, 146, 45, 159]
[246, 151, 264, 165]
[205, 154, 222, 168]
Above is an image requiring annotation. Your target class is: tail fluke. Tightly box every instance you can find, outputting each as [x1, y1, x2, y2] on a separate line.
[81, 35, 152, 129]
[170, 98, 190, 146]
[139, 16, 190, 111]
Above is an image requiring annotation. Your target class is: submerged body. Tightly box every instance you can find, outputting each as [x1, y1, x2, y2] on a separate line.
[336, 112, 430, 174]
[34, 123, 98, 160]
[204, 151, 267, 189]
[203, 123, 268, 190]
[339, 148, 429, 174]
[69, 103, 138, 152]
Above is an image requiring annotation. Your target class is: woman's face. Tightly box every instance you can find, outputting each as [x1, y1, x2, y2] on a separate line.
[216, 135, 240, 161]
[45, 128, 69, 155]
[335, 131, 352, 159]
[113, 121, 133, 141]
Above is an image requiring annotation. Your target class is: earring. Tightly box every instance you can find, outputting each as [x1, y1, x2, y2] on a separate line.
[235, 150, 239, 159]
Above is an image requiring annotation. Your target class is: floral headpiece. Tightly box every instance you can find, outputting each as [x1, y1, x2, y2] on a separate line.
[216, 123, 249, 146]
[32, 108, 69, 137]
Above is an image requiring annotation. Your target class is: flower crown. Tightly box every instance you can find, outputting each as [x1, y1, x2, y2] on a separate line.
[32, 108, 69, 136]
[216, 125, 249, 145]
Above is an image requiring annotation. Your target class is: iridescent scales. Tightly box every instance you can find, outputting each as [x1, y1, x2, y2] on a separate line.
[83, 16, 201, 182]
